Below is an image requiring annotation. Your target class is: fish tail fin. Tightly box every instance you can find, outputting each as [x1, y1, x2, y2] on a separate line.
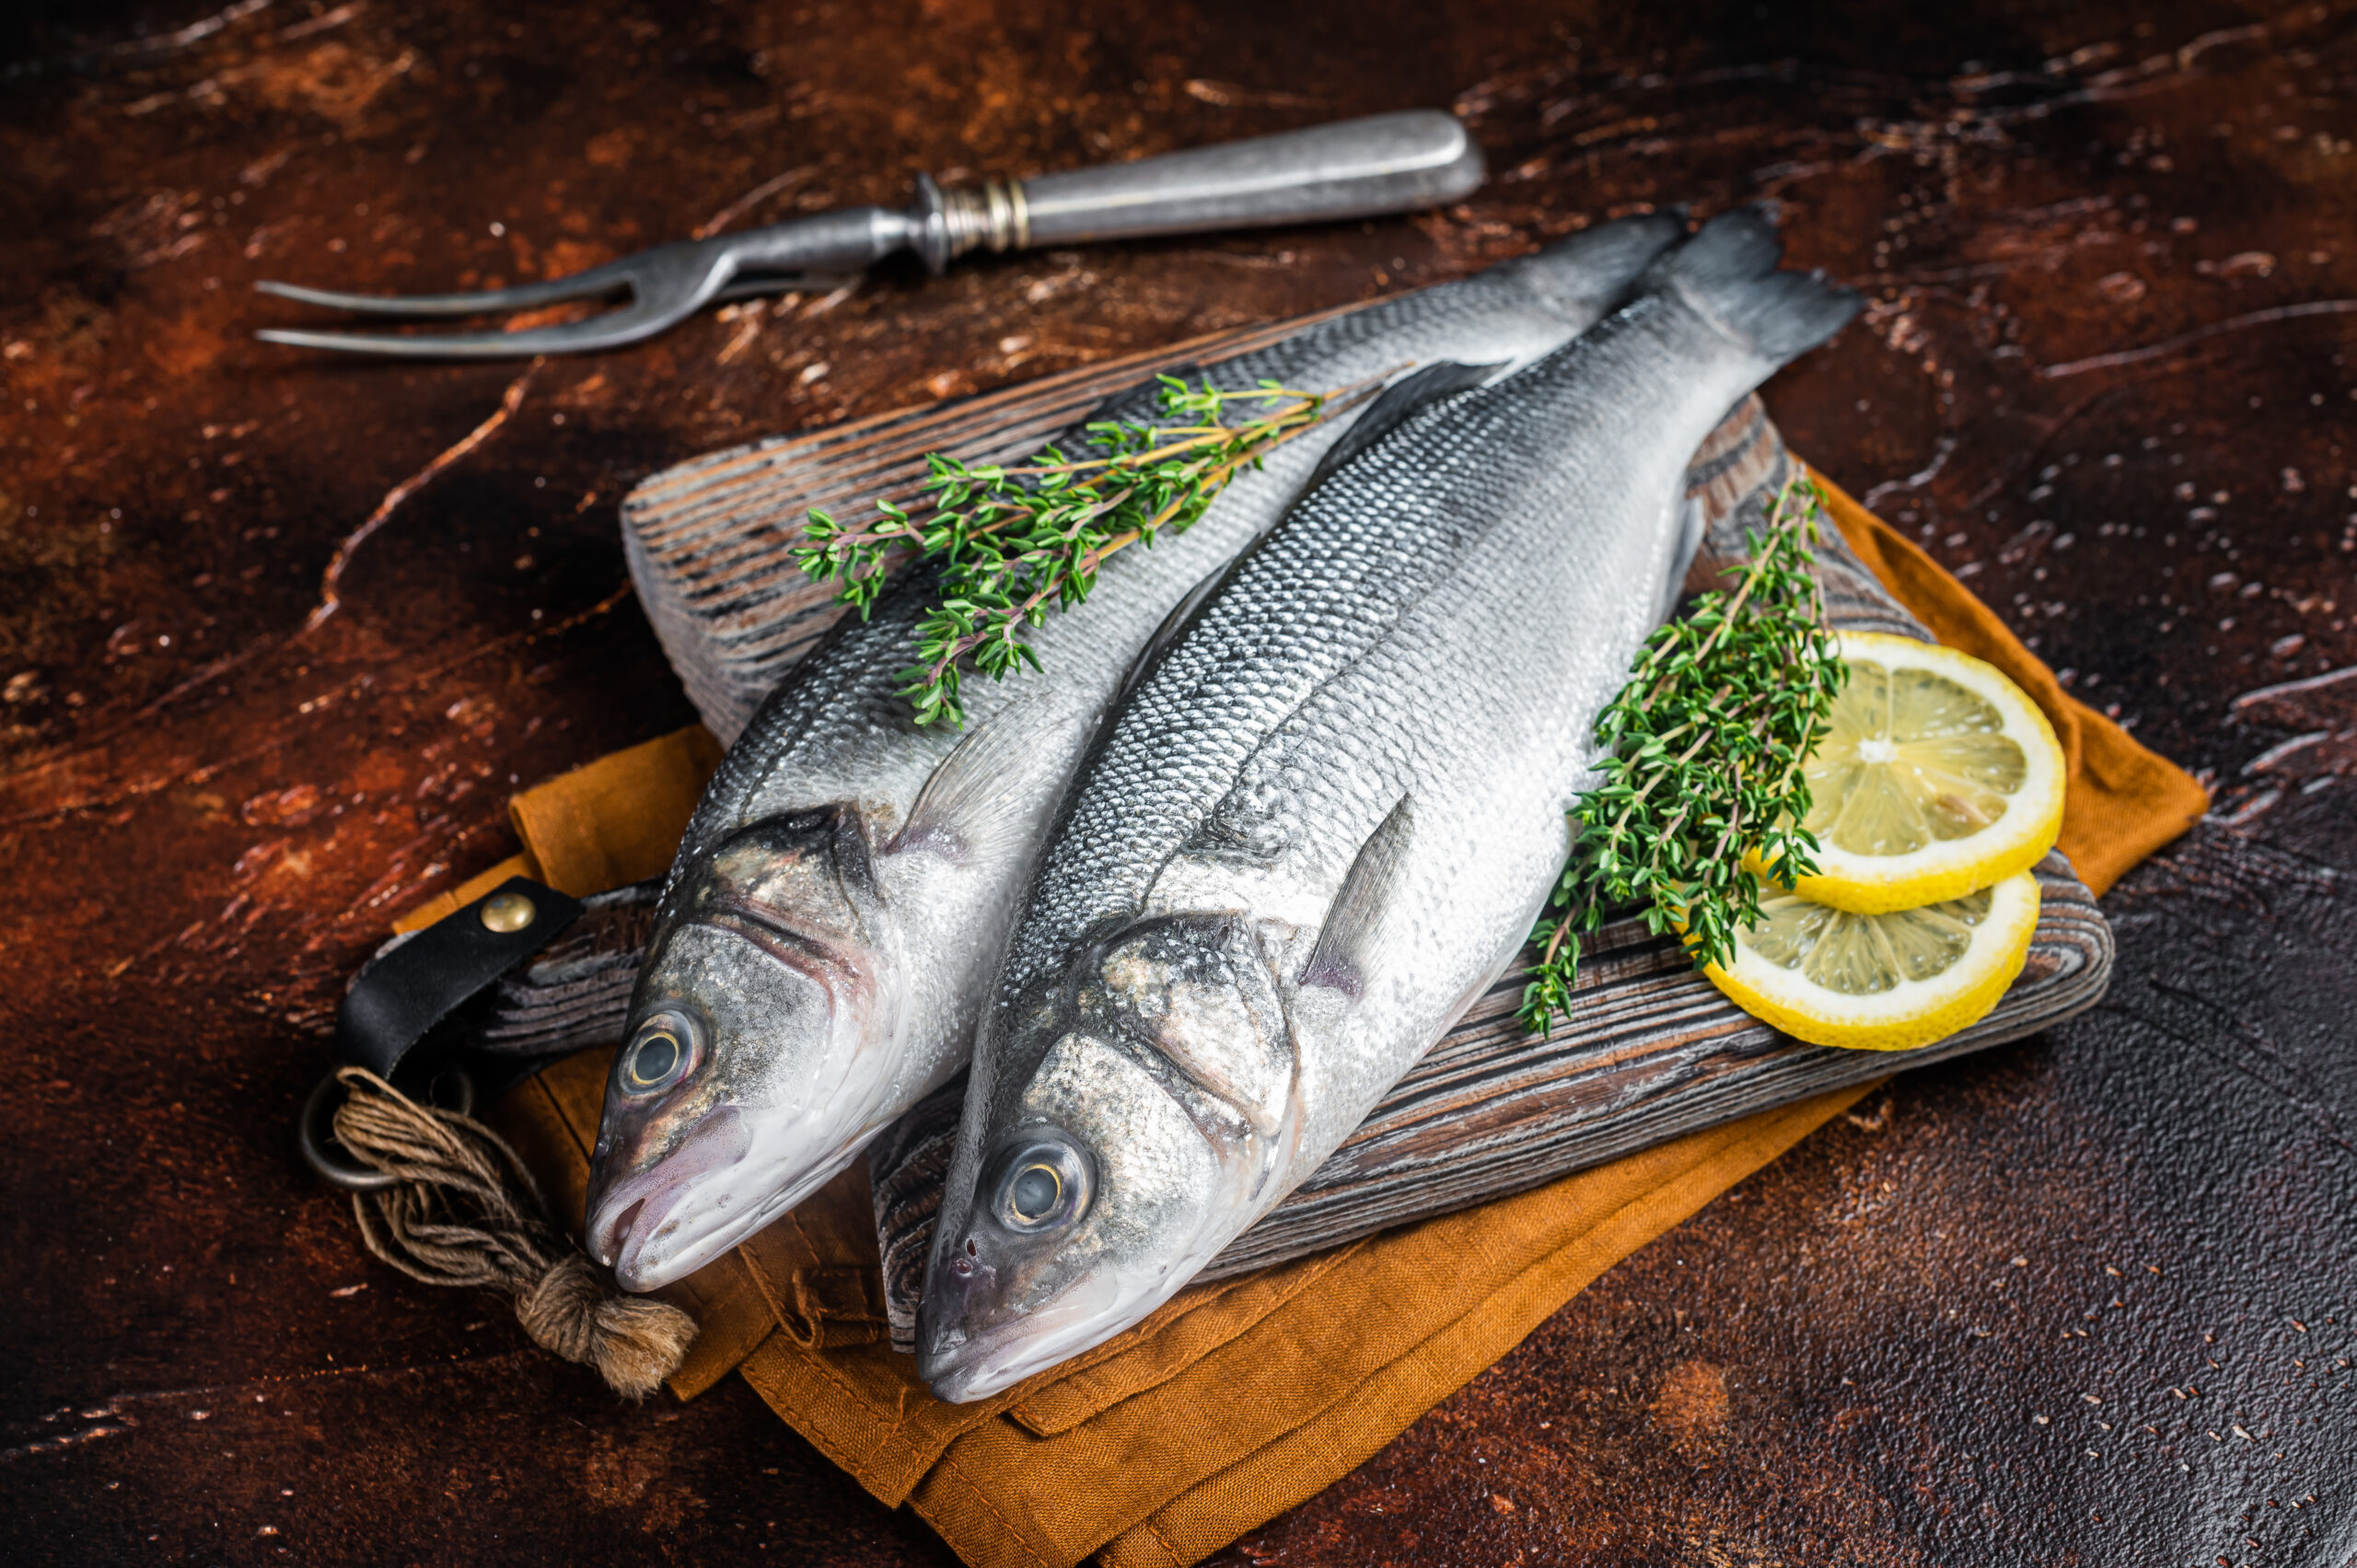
[1516, 208, 1689, 318]
[1652, 203, 1862, 365]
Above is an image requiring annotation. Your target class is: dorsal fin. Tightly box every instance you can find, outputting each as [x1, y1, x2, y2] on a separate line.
[1300, 360, 1503, 494]
[1298, 794, 1414, 998]
[1118, 562, 1231, 704]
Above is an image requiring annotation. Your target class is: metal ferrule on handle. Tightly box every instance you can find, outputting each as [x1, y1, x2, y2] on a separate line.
[910, 175, 1032, 273]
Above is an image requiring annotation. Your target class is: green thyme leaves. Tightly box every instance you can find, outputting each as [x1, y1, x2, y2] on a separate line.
[794, 373, 1380, 728]
[1518, 470, 1847, 1035]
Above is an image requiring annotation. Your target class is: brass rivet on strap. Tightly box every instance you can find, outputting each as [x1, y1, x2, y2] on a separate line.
[480, 890, 536, 934]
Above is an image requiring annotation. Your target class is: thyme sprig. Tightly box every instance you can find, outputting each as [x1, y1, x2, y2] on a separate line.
[1518, 470, 1848, 1034]
[795, 371, 1387, 727]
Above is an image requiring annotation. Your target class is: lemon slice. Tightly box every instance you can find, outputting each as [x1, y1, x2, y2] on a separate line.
[1704, 870, 2040, 1051]
[1768, 632, 2065, 914]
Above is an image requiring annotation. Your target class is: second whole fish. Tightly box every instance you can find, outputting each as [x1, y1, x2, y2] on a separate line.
[581, 214, 1689, 1291]
[918, 206, 1862, 1400]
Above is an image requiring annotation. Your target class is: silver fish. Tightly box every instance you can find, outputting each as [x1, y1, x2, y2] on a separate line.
[582, 215, 1689, 1291]
[917, 207, 1861, 1400]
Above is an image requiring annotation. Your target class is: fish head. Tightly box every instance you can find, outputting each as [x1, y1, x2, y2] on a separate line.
[918, 912, 1301, 1401]
[586, 806, 902, 1291]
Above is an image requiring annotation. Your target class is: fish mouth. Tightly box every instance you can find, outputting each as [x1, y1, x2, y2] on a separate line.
[590, 1126, 873, 1292]
[586, 1105, 826, 1291]
[920, 1266, 1126, 1403]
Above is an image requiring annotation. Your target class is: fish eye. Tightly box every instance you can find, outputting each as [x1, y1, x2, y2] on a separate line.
[1010, 1165, 1059, 1219]
[621, 1010, 699, 1095]
[990, 1133, 1092, 1234]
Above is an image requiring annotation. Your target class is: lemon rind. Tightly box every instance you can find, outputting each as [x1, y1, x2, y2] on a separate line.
[1774, 819, 2059, 915]
[1769, 633, 2066, 915]
[1702, 871, 2042, 1052]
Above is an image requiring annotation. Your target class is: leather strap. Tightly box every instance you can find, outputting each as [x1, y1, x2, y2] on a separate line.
[305, 877, 588, 1191]
[336, 876, 586, 1085]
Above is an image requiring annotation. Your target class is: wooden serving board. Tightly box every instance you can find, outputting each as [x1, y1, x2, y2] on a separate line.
[615, 321, 2115, 1353]
[621, 308, 1359, 743]
[865, 854, 2105, 1340]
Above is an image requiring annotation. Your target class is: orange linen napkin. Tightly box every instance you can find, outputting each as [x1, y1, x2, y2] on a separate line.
[436, 482, 2202, 1568]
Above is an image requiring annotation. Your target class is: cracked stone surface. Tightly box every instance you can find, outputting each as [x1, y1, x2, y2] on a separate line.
[1, 0, 2353, 1563]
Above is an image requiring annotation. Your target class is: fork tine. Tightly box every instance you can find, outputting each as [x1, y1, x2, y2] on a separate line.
[253, 291, 697, 359]
[253, 238, 737, 357]
[250, 271, 628, 319]
[245, 235, 824, 357]
[251, 255, 644, 319]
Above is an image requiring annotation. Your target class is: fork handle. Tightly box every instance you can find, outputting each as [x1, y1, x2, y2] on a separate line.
[911, 110, 1482, 273]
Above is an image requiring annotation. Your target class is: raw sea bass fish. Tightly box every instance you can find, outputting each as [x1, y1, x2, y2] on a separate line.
[582, 215, 1687, 1292]
[919, 208, 1861, 1400]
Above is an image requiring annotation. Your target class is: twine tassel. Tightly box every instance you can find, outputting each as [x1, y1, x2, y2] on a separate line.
[330, 1066, 697, 1399]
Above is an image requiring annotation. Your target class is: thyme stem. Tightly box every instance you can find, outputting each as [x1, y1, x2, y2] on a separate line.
[795, 371, 1391, 727]
[1517, 469, 1847, 1034]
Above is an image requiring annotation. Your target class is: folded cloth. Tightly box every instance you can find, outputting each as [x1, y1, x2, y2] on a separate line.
[429, 477, 2202, 1568]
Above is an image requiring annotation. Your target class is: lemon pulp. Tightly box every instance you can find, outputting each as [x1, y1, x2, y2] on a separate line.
[1766, 633, 2065, 913]
[1705, 869, 2040, 1051]
[1743, 885, 1991, 993]
[1807, 660, 2027, 854]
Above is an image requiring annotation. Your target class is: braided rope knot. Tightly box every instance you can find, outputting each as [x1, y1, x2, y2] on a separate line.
[331, 1066, 698, 1399]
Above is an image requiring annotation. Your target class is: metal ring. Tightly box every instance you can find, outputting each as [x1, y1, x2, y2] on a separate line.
[981, 180, 1016, 252]
[425, 1065, 479, 1118]
[298, 1066, 478, 1191]
[300, 1073, 395, 1191]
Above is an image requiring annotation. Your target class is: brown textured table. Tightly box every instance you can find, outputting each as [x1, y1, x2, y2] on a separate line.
[3, 2, 2353, 1563]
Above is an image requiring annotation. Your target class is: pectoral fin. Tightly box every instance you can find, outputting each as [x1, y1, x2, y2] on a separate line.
[893, 688, 1071, 864]
[1298, 794, 1414, 998]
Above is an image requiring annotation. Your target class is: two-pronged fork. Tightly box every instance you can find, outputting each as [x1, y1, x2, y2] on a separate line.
[254, 110, 1484, 359]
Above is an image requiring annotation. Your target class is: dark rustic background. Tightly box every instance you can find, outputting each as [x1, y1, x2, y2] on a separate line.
[3, 2, 2353, 1563]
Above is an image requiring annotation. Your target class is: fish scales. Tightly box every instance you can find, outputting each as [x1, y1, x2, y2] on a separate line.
[581, 215, 1689, 1292]
[1001, 389, 1610, 984]
[920, 206, 1862, 1400]
[681, 216, 1679, 862]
